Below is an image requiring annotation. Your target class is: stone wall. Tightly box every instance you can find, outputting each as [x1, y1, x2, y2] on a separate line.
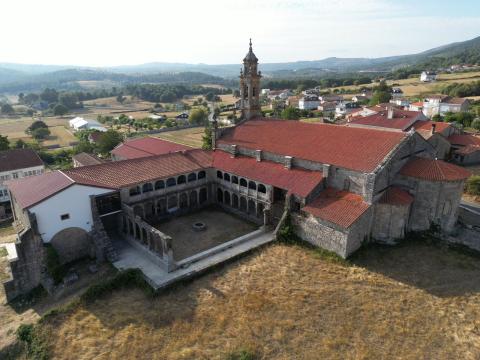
[372, 202, 410, 242]
[2, 216, 44, 302]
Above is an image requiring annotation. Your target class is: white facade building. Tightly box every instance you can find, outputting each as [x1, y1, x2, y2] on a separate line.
[420, 71, 437, 82]
[298, 96, 320, 110]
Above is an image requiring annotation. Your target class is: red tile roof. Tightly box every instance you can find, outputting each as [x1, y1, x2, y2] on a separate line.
[348, 109, 423, 131]
[65, 149, 212, 189]
[412, 120, 452, 133]
[213, 150, 323, 198]
[410, 101, 423, 107]
[72, 152, 105, 167]
[302, 188, 371, 228]
[0, 149, 44, 172]
[399, 157, 471, 181]
[448, 134, 480, 147]
[7, 171, 74, 209]
[111, 137, 192, 160]
[217, 118, 407, 172]
[380, 186, 414, 206]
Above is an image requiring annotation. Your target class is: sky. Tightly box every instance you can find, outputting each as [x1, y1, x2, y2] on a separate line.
[1, 0, 479, 67]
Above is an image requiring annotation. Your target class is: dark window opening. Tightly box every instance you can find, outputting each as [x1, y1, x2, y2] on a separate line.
[167, 177, 176, 187]
[177, 175, 186, 184]
[155, 180, 165, 190]
[60, 213, 70, 221]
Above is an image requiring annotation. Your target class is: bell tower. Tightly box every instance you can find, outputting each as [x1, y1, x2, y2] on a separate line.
[239, 39, 262, 121]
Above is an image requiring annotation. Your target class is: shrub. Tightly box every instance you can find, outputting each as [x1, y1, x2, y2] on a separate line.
[226, 348, 258, 360]
[466, 176, 480, 195]
[472, 118, 480, 131]
[16, 324, 49, 360]
[45, 245, 65, 284]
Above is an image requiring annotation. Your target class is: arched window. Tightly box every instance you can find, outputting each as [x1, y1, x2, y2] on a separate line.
[155, 180, 165, 190]
[198, 171, 206, 179]
[248, 200, 256, 215]
[248, 181, 256, 190]
[232, 194, 239, 208]
[232, 176, 239, 184]
[258, 184, 267, 193]
[240, 178, 247, 187]
[224, 191, 231, 205]
[177, 175, 186, 185]
[142, 183, 153, 193]
[217, 170, 223, 179]
[257, 203, 264, 218]
[224, 173, 231, 182]
[167, 177, 176, 187]
[217, 188, 223, 203]
[188, 173, 197, 182]
[179, 193, 188, 208]
[129, 186, 140, 196]
[240, 197, 247, 212]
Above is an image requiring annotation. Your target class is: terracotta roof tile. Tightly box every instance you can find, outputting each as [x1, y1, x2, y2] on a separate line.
[380, 186, 414, 206]
[399, 157, 471, 181]
[213, 150, 323, 198]
[217, 118, 407, 172]
[348, 109, 423, 131]
[72, 152, 105, 167]
[0, 149, 43, 172]
[65, 149, 212, 189]
[448, 134, 480, 147]
[7, 171, 74, 209]
[302, 188, 371, 228]
[454, 144, 480, 155]
[111, 137, 192, 160]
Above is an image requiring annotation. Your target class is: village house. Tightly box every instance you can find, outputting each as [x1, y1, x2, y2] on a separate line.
[420, 71, 437, 82]
[111, 137, 192, 161]
[422, 95, 469, 118]
[298, 95, 320, 110]
[448, 133, 480, 165]
[2, 41, 471, 301]
[0, 149, 44, 220]
[72, 152, 105, 168]
[69, 117, 107, 132]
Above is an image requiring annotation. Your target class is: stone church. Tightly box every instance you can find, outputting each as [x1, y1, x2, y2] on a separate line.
[3, 41, 470, 300]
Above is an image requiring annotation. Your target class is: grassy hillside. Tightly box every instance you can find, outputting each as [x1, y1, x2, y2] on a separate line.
[12, 241, 480, 359]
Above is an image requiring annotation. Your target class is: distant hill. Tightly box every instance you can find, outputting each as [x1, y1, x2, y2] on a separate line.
[0, 35, 479, 93]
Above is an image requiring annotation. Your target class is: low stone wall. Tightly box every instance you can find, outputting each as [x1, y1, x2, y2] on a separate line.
[459, 206, 480, 227]
[2, 226, 44, 302]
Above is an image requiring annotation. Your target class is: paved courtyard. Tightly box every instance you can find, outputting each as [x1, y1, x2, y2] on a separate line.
[153, 208, 258, 261]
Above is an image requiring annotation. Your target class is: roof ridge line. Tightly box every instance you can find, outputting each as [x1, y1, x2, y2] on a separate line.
[58, 170, 76, 184]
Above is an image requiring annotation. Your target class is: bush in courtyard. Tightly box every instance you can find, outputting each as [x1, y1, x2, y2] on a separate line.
[466, 176, 480, 195]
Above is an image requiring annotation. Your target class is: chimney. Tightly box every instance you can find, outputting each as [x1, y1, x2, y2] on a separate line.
[387, 106, 394, 119]
[322, 163, 330, 178]
[230, 144, 238, 158]
[431, 123, 436, 135]
[284, 156, 293, 169]
[255, 149, 262, 162]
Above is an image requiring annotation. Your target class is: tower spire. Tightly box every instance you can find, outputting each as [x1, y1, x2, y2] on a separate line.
[239, 39, 261, 121]
[249, 38, 252, 50]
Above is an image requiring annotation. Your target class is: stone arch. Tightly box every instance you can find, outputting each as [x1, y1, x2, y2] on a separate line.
[133, 205, 144, 217]
[189, 190, 198, 208]
[232, 175, 239, 184]
[240, 178, 248, 187]
[240, 196, 247, 212]
[199, 188, 207, 204]
[224, 173, 231, 182]
[142, 183, 153, 193]
[129, 186, 141, 196]
[217, 188, 224, 203]
[198, 170, 206, 180]
[217, 170, 223, 179]
[50, 227, 93, 264]
[257, 202, 264, 218]
[167, 177, 176, 187]
[155, 180, 165, 190]
[232, 193, 239, 208]
[188, 172, 197, 182]
[145, 201, 154, 217]
[248, 199, 256, 215]
[224, 191, 231, 206]
[156, 198, 166, 214]
[258, 184, 267, 193]
[179, 193, 188, 209]
[178, 175, 186, 185]
[248, 181, 256, 190]
[167, 195, 178, 210]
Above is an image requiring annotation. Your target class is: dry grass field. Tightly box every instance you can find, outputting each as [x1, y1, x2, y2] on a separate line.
[25, 241, 480, 360]
[154, 127, 205, 148]
[0, 117, 73, 146]
[331, 71, 480, 98]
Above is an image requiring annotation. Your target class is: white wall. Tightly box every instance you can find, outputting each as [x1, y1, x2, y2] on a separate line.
[0, 165, 45, 202]
[29, 184, 112, 242]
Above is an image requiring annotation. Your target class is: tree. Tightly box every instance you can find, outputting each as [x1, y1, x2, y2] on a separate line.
[31, 127, 51, 139]
[13, 139, 28, 149]
[27, 120, 48, 133]
[472, 118, 480, 131]
[466, 176, 480, 196]
[40, 88, 59, 104]
[281, 106, 300, 120]
[202, 124, 213, 150]
[1, 103, 14, 114]
[370, 91, 391, 105]
[74, 141, 94, 154]
[116, 94, 126, 104]
[233, 89, 240, 98]
[0, 135, 9, 150]
[96, 129, 123, 154]
[53, 104, 69, 116]
[205, 92, 215, 102]
[189, 108, 208, 125]
[58, 93, 79, 109]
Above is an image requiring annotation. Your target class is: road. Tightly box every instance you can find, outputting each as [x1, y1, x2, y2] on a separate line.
[460, 200, 480, 214]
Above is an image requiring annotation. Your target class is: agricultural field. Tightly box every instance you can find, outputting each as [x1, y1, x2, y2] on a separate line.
[5, 241, 480, 359]
[154, 127, 205, 148]
[331, 70, 480, 98]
